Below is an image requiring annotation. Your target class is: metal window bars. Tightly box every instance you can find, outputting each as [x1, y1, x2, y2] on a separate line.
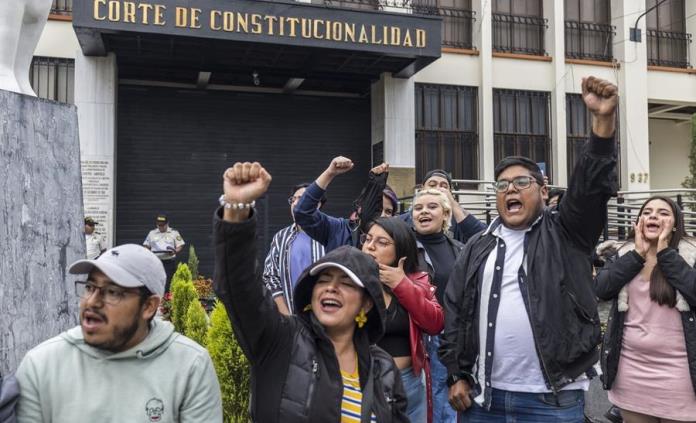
[564, 21, 615, 62]
[51, 0, 72, 15]
[492, 13, 547, 56]
[647, 29, 692, 69]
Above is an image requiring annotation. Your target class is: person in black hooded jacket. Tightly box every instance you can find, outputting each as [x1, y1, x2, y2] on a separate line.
[213, 161, 409, 423]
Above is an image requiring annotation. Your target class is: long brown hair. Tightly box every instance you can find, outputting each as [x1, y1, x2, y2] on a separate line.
[630, 196, 686, 307]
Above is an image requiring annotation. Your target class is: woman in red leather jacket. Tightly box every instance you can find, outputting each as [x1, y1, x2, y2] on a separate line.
[361, 216, 444, 423]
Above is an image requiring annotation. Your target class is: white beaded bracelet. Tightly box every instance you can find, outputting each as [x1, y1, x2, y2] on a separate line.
[219, 195, 255, 210]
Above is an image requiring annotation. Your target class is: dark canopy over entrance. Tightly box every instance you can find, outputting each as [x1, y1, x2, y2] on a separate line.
[73, 0, 442, 93]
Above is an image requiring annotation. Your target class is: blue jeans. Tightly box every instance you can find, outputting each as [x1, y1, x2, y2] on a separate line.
[427, 335, 457, 423]
[460, 388, 585, 423]
[401, 366, 426, 423]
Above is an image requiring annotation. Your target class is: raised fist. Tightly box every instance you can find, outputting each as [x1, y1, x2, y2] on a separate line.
[222, 162, 272, 204]
[370, 162, 389, 176]
[326, 156, 354, 177]
[581, 76, 618, 118]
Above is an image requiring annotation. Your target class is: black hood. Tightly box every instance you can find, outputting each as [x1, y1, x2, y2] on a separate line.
[293, 245, 386, 344]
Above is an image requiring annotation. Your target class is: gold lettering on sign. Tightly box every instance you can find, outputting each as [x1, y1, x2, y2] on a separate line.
[210, 10, 221, 30]
[358, 25, 368, 43]
[191, 8, 201, 28]
[89, 1, 431, 49]
[390, 27, 400, 46]
[286, 17, 299, 37]
[416, 29, 426, 48]
[313, 19, 323, 39]
[138, 3, 153, 24]
[108, 0, 120, 21]
[264, 15, 277, 35]
[301, 18, 311, 38]
[403, 30, 412, 47]
[175, 7, 187, 27]
[237, 12, 248, 33]
[123, 1, 136, 23]
[251, 14, 262, 34]
[345, 23, 355, 42]
[153, 4, 165, 25]
[94, 0, 106, 20]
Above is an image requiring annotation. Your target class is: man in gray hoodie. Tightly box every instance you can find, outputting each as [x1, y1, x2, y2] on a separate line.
[15, 244, 223, 422]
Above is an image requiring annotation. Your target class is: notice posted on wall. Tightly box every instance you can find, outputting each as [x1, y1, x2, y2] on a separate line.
[81, 157, 114, 247]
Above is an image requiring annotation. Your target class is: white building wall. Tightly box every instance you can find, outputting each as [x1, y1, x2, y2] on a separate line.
[649, 118, 693, 189]
[34, 20, 80, 59]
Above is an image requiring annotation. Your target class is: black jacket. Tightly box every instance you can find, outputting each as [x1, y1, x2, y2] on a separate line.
[213, 209, 409, 423]
[594, 240, 696, 394]
[440, 133, 617, 403]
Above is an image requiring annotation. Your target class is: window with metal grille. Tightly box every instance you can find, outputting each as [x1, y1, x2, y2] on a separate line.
[566, 93, 620, 175]
[492, 0, 547, 55]
[493, 89, 551, 180]
[51, 0, 72, 15]
[29, 57, 75, 104]
[564, 0, 614, 61]
[415, 84, 478, 183]
[413, 0, 475, 49]
[646, 0, 691, 68]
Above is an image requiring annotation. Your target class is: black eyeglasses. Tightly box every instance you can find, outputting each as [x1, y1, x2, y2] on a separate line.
[492, 176, 538, 193]
[288, 195, 302, 205]
[74, 281, 142, 305]
[360, 233, 394, 248]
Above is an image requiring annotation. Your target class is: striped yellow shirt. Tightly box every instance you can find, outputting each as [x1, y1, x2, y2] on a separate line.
[341, 368, 377, 423]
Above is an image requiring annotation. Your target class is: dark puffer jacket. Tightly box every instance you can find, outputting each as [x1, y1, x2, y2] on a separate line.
[213, 208, 409, 423]
[594, 240, 696, 394]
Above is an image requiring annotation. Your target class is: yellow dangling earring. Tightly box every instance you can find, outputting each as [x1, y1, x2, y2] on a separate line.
[355, 308, 368, 328]
[303, 304, 312, 312]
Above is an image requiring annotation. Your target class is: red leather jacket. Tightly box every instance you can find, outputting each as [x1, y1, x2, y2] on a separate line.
[391, 271, 444, 423]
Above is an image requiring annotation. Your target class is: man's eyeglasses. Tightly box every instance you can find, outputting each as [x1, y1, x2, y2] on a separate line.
[492, 176, 538, 193]
[288, 195, 302, 205]
[360, 234, 394, 248]
[74, 281, 143, 305]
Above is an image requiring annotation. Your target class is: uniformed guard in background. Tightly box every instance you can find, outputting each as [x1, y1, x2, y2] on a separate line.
[84, 217, 107, 260]
[143, 214, 185, 292]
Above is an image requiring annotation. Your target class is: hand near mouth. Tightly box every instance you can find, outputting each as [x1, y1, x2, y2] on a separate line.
[657, 219, 674, 252]
[634, 219, 649, 259]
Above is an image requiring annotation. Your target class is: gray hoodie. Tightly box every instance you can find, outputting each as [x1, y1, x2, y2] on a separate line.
[15, 319, 222, 423]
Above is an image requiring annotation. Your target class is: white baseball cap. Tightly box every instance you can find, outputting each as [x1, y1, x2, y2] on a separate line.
[69, 244, 166, 296]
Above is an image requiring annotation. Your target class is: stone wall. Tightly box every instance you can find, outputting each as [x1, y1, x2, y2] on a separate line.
[0, 89, 84, 374]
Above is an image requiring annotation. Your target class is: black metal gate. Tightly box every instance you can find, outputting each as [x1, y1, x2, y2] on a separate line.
[116, 84, 371, 276]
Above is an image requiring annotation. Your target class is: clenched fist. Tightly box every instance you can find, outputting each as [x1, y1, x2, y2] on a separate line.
[222, 162, 272, 222]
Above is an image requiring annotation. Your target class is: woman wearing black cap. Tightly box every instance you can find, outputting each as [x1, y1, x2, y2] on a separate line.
[213, 161, 409, 423]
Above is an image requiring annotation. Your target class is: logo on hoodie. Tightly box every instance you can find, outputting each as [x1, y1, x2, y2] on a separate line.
[145, 398, 164, 422]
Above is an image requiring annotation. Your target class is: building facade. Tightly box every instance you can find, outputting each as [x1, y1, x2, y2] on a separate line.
[35, 0, 696, 272]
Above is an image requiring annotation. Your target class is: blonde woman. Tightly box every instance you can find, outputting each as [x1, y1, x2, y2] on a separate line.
[412, 188, 465, 423]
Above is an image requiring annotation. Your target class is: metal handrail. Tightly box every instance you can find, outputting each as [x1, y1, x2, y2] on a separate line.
[398, 184, 696, 240]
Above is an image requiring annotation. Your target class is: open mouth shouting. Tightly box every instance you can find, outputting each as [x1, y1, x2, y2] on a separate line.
[644, 221, 661, 234]
[82, 310, 107, 332]
[505, 198, 523, 214]
[319, 297, 343, 313]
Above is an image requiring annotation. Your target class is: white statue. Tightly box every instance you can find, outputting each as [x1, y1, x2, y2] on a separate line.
[0, 0, 53, 96]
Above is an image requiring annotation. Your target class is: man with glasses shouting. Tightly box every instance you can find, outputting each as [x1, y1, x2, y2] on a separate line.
[14, 244, 223, 422]
[263, 182, 326, 315]
[440, 76, 618, 422]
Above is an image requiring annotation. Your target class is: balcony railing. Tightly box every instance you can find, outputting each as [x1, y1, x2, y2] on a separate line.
[51, 0, 72, 15]
[565, 21, 614, 62]
[492, 13, 547, 56]
[647, 29, 692, 68]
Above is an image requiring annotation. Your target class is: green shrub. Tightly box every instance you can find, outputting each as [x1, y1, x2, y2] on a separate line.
[184, 300, 208, 347]
[171, 268, 198, 333]
[188, 245, 200, 280]
[207, 301, 250, 423]
[170, 263, 192, 294]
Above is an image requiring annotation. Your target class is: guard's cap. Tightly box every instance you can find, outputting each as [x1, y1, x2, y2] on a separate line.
[156, 214, 168, 224]
[84, 217, 98, 226]
[69, 244, 166, 297]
